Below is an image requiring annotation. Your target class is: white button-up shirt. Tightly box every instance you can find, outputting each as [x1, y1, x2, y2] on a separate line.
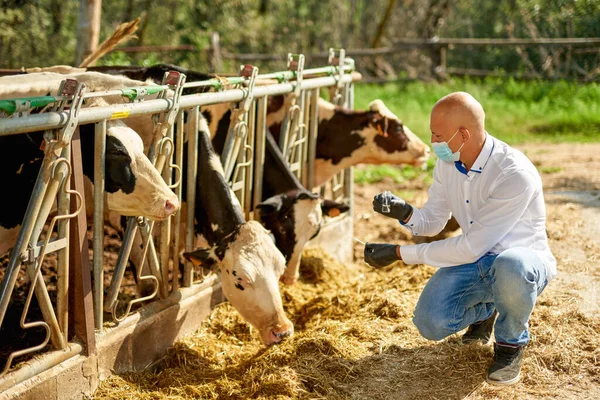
[400, 133, 557, 280]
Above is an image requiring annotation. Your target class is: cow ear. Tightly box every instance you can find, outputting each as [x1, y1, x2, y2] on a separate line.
[183, 248, 218, 268]
[321, 199, 350, 217]
[256, 195, 282, 215]
[297, 191, 320, 201]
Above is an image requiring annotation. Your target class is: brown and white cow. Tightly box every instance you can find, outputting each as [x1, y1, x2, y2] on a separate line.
[267, 96, 431, 187]
[0, 73, 179, 257]
[182, 124, 293, 345]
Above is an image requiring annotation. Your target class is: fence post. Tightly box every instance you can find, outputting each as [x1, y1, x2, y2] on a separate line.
[431, 44, 447, 79]
[68, 128, 96, 356]
[210, 32, 223, 72]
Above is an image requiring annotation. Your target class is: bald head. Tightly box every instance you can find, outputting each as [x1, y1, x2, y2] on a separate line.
[430, 92, 487, 169]
[431, 92, 485, 135]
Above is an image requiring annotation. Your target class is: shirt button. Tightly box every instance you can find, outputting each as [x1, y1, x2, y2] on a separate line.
[466, 200, 470, 203]
[410, 224, 414, 226]
[470, 221, 473, 224]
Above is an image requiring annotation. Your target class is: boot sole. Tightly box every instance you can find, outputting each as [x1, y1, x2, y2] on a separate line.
[486, 372, 521, 386]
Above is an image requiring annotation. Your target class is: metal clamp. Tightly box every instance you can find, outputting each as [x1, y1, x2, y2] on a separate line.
[328, 48, 347, 106]
[221, 65, 258, 182]
[287, 53, 305, 98]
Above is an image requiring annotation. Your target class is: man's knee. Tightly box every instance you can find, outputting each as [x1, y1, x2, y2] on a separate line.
[412, 308, 455, 341]
[492, 248, 536, 285]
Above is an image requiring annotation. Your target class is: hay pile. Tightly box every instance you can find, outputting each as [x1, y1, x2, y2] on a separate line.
[94, 228, 600, 399]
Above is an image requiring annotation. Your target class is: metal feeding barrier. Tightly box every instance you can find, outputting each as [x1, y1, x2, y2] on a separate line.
[0, 50, 357, 388]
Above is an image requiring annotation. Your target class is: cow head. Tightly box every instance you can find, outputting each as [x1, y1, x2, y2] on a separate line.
[310, 98, 430, 186]
[183, 220, 293, 346]
[102, 121, 179, 220]
[256, 189, 350, 285]
[365, 99, 430, 166]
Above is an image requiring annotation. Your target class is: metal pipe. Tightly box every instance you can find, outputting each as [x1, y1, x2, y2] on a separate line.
[0, 343, 83, 393]
[160, 131, 174, 297]
[252, 97, 267, 213]
[184, 107, 199, 287]
[0, 75, 356, 136]
[93, 120, 106, 331]
[172, 110, 185, 292]
[56, 145, 71, 342]
[103, 218, 137, 313]
[306, 89, 319, 191]
[244, 101, 256, 218]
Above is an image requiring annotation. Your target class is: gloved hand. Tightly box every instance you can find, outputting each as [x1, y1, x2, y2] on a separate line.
[364, 243, 400, 268]
[372, 192, 413, 221]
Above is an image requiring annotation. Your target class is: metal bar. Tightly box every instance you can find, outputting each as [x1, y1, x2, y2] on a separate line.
[252, 97, 267, 213]
[68, 129, 96, 355]
[56, 144, 71, 343]
[0, 75, 357, 136]
[243, 101, 256, 218]
[92, 120, 106, 331]
[160, 131, 174, 296]
[184, 107, 199, 287]
[172, 110, 185, 292]
[306, 88, 319, 191]
[103, 219, 137, 313]
[0, 342, 83, 393]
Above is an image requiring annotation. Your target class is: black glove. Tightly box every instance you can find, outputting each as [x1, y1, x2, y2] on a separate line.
[364, 243, 400, 268]
[372, 192, 413, 221]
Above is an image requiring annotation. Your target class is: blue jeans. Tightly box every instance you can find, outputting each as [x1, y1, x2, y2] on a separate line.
[412, 247, 549, 346]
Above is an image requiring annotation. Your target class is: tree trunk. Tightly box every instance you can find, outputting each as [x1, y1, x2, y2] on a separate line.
[50, 0, 63, 35]
[75, 0, 102, 66]
[371, 0, 398, 48]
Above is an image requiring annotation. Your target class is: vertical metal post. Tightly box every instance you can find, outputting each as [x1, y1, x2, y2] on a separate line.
[172, 110, 185, 291]
[306, 88, 319, 191]
[92, 120, 106, 330]
[160, 130, 174, 295]
[243, 101, 256, 218]
[252, 96, 267, 214]
[56, 143, 71, 343]
[184, 107, 199, 287]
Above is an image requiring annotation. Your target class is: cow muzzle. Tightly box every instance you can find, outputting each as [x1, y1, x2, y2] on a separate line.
[264, 321, 294, 346]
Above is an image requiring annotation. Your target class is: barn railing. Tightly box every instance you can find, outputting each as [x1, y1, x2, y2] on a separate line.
[0, 53, 357, 391]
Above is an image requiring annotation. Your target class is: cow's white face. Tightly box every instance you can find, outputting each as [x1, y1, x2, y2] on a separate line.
[219, 220, 293, 345]
[104, 121, 179, 220]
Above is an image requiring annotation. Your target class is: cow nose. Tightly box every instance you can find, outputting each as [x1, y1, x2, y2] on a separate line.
[165, 198, 179, 216]
[268, 326, 294, 345]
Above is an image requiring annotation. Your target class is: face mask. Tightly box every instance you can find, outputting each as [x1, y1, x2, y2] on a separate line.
[432, 129, 464, 162]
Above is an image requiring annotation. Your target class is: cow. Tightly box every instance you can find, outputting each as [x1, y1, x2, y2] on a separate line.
[181, 123, 293, 345]
[266, 95, 431, 187]
[0, 73, 179, 258]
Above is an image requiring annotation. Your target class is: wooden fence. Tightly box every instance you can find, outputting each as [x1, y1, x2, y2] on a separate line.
[112, 36, 600, 82]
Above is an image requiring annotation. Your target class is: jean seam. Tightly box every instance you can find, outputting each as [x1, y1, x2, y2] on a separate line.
[450, 276, 486, 333]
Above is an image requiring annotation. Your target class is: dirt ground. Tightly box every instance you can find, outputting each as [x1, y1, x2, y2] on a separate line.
[94, 141, 600, 400]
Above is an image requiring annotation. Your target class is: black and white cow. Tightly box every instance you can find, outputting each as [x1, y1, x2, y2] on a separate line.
[0, 73, 179, 257]
[181, 123, 293, 346]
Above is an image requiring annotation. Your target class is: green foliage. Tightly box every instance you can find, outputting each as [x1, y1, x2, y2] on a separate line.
[354, 157, 436, 185]
[353, 77, 600, 145]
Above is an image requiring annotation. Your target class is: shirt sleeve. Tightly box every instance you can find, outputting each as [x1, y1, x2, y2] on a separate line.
[402, 162, 453, 237]
[400, 169, 539, 267]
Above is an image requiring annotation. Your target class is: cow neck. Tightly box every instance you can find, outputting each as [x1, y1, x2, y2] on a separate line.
[195, 129, 245, 245]
[263, 129, 303, 199]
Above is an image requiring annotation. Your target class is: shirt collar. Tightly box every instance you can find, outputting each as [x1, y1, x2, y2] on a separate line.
[453, 132, 494, 176]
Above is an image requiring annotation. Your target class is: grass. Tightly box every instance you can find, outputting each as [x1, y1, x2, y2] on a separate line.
[352, 76, 600, 184]
[353, 76, 600, 145]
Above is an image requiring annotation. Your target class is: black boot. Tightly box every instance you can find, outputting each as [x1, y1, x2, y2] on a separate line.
[461, 310, 498, 344]
[486, 342, 525, 385]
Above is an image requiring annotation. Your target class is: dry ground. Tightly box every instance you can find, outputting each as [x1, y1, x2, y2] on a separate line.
[95, 142, 600, 400]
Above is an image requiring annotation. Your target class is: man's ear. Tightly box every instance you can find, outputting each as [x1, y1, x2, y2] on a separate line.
[321, 199, 351, 217]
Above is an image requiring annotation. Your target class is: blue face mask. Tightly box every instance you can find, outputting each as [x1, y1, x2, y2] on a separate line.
[431, 129, 465, 162]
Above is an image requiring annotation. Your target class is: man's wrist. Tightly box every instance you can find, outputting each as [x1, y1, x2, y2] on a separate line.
[395, 245, 402, 260]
